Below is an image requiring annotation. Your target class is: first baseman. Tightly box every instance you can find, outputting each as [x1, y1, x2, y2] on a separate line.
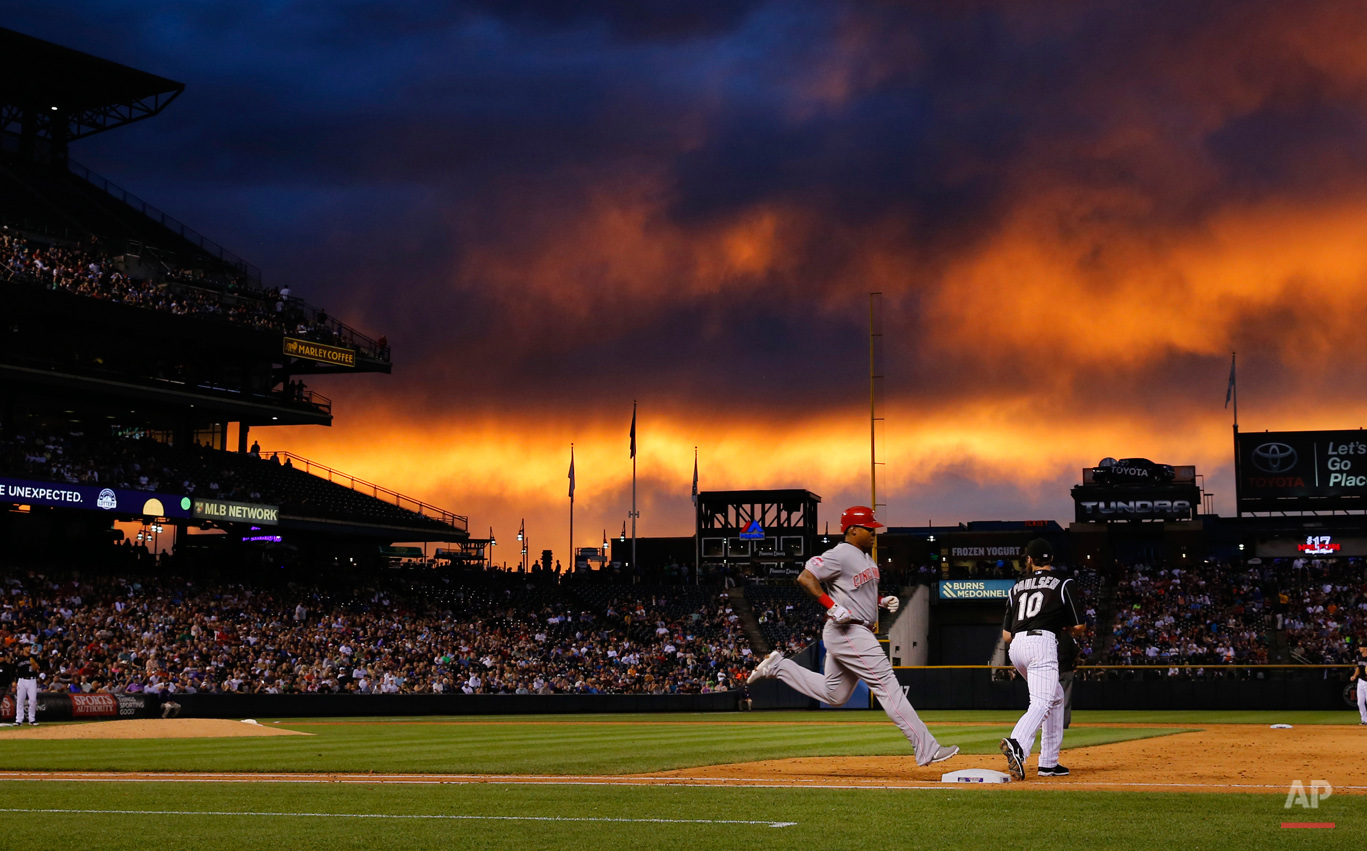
[999, 538, 1084, 779]
[747, 506, 958, 767]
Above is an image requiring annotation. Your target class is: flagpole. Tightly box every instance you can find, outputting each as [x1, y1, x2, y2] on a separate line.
[1227, 352, 1240, 519]
[568, 443, 574, 579]
[692, 446, 700, 587]
[1232, 352, 1238, 429]
[631, 401, 638, 579]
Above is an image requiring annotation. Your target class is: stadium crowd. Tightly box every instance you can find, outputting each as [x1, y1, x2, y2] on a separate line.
[1281, 557, 1367, 664]
[0, 569, 753, 696]
[1106, 561, 1270, 665]
[0, 226, 375, 356]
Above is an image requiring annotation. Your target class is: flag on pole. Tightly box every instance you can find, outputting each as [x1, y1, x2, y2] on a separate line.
[629, 402, 637, 459]
[1225, 353, 1236, 409]
[691, 448, 698, 506]
[568, 445, 575, 500]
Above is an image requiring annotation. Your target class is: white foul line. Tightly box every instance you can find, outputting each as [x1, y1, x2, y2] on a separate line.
[0, 807, 797, 829]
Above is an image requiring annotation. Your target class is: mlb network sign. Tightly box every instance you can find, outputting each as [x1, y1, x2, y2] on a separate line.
[937, 580, 1016, 601]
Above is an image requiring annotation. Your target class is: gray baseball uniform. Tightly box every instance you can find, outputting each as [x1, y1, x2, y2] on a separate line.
[770, 542, 946, 765]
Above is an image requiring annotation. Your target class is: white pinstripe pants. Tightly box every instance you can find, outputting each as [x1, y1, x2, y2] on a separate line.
[1008, 633, 1065, 767]
[774, 621, 942, 764]
[1357, 680, 1367, 724]
[15, 678, 38, 724]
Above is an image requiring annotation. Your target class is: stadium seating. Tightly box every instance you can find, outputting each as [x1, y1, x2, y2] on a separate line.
[0, 426, 454, 532]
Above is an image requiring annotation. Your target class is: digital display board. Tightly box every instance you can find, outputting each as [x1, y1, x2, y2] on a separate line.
[0, 477, 191, 518]
[1236, 429, 1367, 511]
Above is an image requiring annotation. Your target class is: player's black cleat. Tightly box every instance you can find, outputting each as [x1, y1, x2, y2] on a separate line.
[1037, 764, 1070, 777]
[1000, 737, 1025, 781]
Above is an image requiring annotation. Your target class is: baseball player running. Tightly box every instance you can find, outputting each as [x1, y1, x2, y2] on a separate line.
[1352, 645, 1367, 725]
[747, 506, 958, 767]
[999, 538, 1083, 779]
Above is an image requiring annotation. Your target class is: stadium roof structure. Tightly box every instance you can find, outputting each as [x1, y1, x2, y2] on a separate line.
[0, 27, 184, 146]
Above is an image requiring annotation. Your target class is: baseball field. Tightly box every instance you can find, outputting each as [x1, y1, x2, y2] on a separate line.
[0, 709, 1361, 850]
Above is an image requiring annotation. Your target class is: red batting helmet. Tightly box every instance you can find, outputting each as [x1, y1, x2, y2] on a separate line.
[840, 506, 884, 533]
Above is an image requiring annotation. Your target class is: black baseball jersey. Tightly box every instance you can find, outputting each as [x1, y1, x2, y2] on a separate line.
[1357, 660, 1367, 681]
[1002, 571, 1081, 636]
[14, 657, 40, 679]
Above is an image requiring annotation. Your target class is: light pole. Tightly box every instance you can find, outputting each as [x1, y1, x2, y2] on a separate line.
[518, 519, 527, 573]
[488, 526, 496, 570]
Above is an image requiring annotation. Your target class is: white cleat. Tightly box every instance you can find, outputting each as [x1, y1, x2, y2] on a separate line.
[919, 744, 959, 767]
[747, 650, 784, 685]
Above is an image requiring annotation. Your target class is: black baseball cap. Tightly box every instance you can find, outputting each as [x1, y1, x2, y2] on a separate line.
[1025, 538, 1053, 564]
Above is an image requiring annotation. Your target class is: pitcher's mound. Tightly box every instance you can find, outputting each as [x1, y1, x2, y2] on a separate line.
[0, 719, 310, 740]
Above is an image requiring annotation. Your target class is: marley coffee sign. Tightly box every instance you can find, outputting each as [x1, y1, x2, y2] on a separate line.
[283, 337, 356, 367]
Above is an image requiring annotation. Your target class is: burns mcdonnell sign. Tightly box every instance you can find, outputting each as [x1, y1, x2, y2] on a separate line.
[283, 337, 356, 368]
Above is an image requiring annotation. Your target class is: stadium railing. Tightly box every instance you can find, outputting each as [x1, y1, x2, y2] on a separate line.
[262, 450, 467, 531]
[67, 158, 261, 283]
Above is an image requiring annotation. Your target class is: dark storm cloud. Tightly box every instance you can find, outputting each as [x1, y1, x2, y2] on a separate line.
[13, 0, 1367, 545]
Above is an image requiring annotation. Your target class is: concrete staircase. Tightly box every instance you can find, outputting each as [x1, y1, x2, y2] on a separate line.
[728, 586, 770, 654]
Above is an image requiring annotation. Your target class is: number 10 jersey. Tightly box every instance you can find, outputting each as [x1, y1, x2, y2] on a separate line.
[1001, 571, 1081, 636]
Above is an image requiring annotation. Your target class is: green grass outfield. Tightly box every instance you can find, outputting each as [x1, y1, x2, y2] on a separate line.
[0, 710, 1362, 850]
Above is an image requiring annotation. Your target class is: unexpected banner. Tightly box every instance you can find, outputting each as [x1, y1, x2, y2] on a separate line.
[0, 477, 191, 518]
[283, 336, 356, 367]
[192, 498, 280, 526]
[937, 580, 1017, 600]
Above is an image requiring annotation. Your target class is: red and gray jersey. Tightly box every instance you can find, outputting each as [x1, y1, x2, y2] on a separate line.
[804, 541, 880, 624]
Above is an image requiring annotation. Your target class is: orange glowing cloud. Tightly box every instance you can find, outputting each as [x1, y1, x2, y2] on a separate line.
[251, 1, 1367, 563]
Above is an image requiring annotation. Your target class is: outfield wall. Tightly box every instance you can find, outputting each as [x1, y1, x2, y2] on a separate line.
[877, 668, 1354, 712]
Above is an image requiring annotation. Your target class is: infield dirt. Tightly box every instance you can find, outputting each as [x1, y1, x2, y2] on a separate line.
[643, 723, 1367, 794]
[0, 718, 309, 740]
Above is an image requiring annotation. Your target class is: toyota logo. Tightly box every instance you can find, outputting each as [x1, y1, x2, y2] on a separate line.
[1251, 442, 1298, 473]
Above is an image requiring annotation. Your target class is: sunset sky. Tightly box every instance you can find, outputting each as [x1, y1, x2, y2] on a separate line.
[12, 1, 1367, 562]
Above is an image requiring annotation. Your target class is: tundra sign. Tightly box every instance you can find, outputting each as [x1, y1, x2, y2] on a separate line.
[1071, 483, 1201, 522]
[1236, 429, 1367, 511]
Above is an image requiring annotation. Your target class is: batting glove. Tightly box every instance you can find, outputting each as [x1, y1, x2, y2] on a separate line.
[827, 604, 854, 624]
[879, 595, 901, 613]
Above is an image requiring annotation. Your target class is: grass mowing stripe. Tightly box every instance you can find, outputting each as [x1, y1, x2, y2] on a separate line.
[0, 723, 1192, 775]
[0, 807, 797, 828]
[2, 780, 1363, 851]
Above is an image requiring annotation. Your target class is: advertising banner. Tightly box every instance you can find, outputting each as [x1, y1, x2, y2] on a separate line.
[283, 337, 356, 367]
[0, 477, 191, 518]
[1072, 484, 1200, 522]
[2, 692, 156, 722]
[1256, 535, 1367, 558]
[937, 580, 1017, 600]
[1236, 429, 1367, 510]
[192, 498, 280, 526]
